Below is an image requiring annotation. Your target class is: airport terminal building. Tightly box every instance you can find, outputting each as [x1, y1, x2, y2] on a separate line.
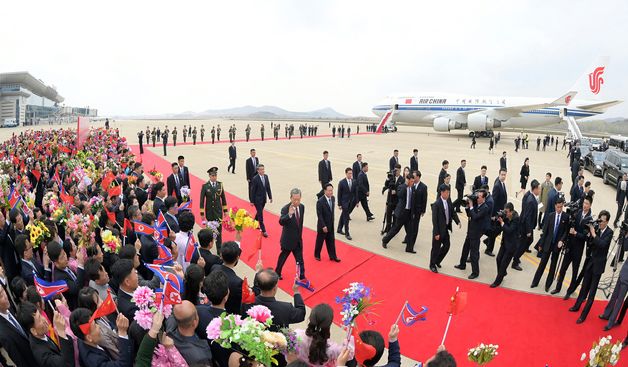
[0, 71, 97, 126]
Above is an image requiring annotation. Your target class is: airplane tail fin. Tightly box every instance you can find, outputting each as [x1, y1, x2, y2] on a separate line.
[570, 56, 610, 101]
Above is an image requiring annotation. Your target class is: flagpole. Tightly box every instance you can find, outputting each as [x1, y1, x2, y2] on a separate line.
[395, 300, 407, 326]
[440, 286, 459, 346]
[258, 249, 262, 262]
[47, 300, 55, 311]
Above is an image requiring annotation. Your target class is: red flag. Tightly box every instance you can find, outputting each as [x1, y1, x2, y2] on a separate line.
[353, 327, 377, 365]
[124, 218, 133, 235]
[101, 172, 115, 191]
[104, 207, 116, 223]
[31, 169, 41, 181]
[93, 289, 117, 319]
[107, 185, 122, 198]
[19, 161, 25, 172]
[12, 155, 19, 166]
[247, 231, 263, 260]
[59, 188, 74, 205]
[447, 291, 468, 315]
[59, 146, 71, 154]
[242, 277, 256, 304]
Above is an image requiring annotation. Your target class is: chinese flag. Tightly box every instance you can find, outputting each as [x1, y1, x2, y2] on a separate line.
[107, 185, 122, 198]
[31, 169, 41, 181]
[104, 207, 116, 223]
[353, 327, 377, 365]
[446, 291, 468, 315]
[92, 289, 117, 319]
[59, 188, 74, 205]
[241, 277, 256, 304]
[101, 172, 115, 191]
[123, 218, 133, 235]
[247, 231, 263, 260]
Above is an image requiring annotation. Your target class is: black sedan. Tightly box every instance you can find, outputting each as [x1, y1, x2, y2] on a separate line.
[582, 151, 607, 177]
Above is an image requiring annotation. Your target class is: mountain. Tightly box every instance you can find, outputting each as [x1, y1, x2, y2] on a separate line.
[192, 105, 350, 119]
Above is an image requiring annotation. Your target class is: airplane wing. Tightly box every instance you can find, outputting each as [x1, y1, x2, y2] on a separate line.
[487, 91, 577, 120]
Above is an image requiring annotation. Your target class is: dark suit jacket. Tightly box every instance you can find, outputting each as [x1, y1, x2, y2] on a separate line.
[77, 336, 133, 367]
[195, 247, 223, 276]
[500, 157, 507, 170]
[30, 334, 74, 367]
[196, 305, 231, 367]
[437, 168, 447, 191]
[473, 175, 489, 191]
[455, 167, 466, 191]
[337, 178, 357, 209]
[412, 182, 428, 217]
[466, 203, 490, 239]
[616, 180, 627, 204]
[117, 289, 139, 323]
[210, 264, 243, 315]
[584, 226, 614, 275]
[501, 212, 521, 251]
[352, 161, 362, 177]
[492, 180, 508, 215]
[431, 198, 460, 237]
[410, 156, 419, 172]
[0, 314, 37, 366]
[394, 184, 412, 218]
[164, 213, 180, 234]
[316, 196, 335, 232]
[279, 203, 305, 250]
[0, 222, 20, 280]
[166, 174, 183, 202]
[242, 295, 306, 331]
[539, 211, 569, 253]
[318, 159, 332, 184]
[245, 157, 259, 181]
[388, 156, 399, 172]
[570, 184, 584, 203]
[52, 267, 84, 310]
[228, 145, 237, 159]
[135, 187, 148, 209]
[250, 174, 272, 204]
[357, 171, 369, 198]
[153, 196, 165, 217]
[521, 191, 538, 237]
[138, 234, 158, 279]
[20, 258, 46, 286]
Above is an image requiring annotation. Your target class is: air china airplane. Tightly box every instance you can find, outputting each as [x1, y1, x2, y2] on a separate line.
[371, 57, 622, 138]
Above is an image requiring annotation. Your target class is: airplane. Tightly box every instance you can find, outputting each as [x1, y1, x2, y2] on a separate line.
[371, 57, 622, 139]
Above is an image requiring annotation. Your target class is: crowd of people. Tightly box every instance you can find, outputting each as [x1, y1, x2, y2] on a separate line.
[0, 127, 462, 367]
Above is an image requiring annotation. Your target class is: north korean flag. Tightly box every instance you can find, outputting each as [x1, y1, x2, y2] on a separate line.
[34, 274, 69, 300]
[133, 221, 155, 236]
[8, 186, 22, 209]
[184, 233, 199, 263]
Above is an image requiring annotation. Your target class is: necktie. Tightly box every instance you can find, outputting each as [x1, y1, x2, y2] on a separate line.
[502, 182, 506, 194]
[406, 187, 412, 209]
[328, 198, 332, 211]
[295, 207, 300, 224]
[175, 175, 180, 189]
[348, 179, 352, 190]
[261, 176, 265, 187]
[8, 313, 26, 338]
[553, 214, 560, 243]
[212, 182, 215, 188]
[180, 168, 185, 183]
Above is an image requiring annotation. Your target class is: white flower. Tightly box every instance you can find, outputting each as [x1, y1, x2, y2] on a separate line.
[581, 353, 587, 361]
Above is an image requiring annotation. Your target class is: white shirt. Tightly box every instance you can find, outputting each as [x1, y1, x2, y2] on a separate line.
[175, 231, 193, 270]
[441, 198, 450, 223]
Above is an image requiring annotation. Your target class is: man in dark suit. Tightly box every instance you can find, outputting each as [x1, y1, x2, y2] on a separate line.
[455, 189, 490, 279]
[452, 160, 466, 212]
[490, 202, 520, 288]
[615, 173, 628, 227]
[210, 241, 243, 315]
[15, 234, 46, 286]
[250, 164, 273, 237]
[197, 271, 232, 367]
[0, 285, 37, 366]
[531, 197, 569, 292]
[0, 209, 25, 281]
[276, 189, 306, 280]
[357, 162, 375, 221]
[406, 170, 428, 253]
[177, 156, 191, 188]
[388, 149, 400, 172]
[500, 151, 507, 172]
[317, 151, 333, 199]
[245, 149, 259, 203]
[243, 269, 306, 330]
[555, 196, 592, 296]
[410, 149, 419, 172]
[472, 165, 489, 192]
[227, 142, 237, 174]
[163, 196, 180, 233]
[600, 238, 628, 330]
[166, 162, 184, 204]
[382, 175, 415, 251]
[48, 241, 85, 310]
[570, 210, 613, 323]
[315, 183, 340, 262]
[571, 158, 581, 187]
[352, 153, 363, 181]
[513, 180, 541, 270]
[437, 160, 449, 194]
[486, 169, 508, 256]
[570, 175, 585, 203]
[16, 301, 74, 367]
[430, 185, 460, 273]
[70, 309, 133, 367]
[337, 168, 357, 241]
[135, 177, 149, 209]
[195, 228, 223, 276]
[111, 259, 139, 323]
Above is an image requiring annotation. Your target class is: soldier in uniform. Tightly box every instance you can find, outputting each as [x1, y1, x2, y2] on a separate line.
[137, 130, 144, 154]
[183, 124, 187, 143]
[245, 124, 251, 142]
[200, 167, 228, 253]
[172, 127, 178, 146]
[200, 125, 205, 142]
[211, 126, 216, 144]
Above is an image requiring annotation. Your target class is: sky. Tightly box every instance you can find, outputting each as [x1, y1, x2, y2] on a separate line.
[3, 0, 628, 118]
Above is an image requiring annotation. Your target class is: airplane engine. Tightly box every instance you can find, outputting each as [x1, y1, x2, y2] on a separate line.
[468, 113, 502, 131]
[433, 117, 463, 132]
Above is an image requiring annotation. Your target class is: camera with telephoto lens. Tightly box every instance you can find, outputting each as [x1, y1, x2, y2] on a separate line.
[584, 218, 602, 231]
[462, 192, 478, 205]
[496, 209, 506, 220]
[382, 170, 398, 195]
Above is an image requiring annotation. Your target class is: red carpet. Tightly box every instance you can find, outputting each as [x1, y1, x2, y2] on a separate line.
[136, 145, 626, 367]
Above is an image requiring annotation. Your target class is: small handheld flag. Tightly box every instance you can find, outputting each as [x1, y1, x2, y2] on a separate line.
[8, 185, 22, 209]
[247, 231, 263, 261]
[133, 221, 155, 236]
[34, 275, 69, 300]
[294, 263, 315, 292]
[153, 243, 174, 266]
[242, 277, 256, 304]
[441, 287, 467, 346]
[395, 301, 428, 327]
[178, 200, 192, 212]
[184, 233, 199, 263]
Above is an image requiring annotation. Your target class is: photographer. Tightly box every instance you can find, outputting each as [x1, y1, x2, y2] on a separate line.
[569, 210, 613, 323]
[490, 202, 520, 288]
[531, 197, 569, 292]
[553, 196, 593, 297]
[455, 189, 490, 279]
[381, 165, 403, 234]
[486, 169, 508, 256]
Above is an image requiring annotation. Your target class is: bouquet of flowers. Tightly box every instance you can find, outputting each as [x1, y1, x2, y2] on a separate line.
[127, 175, 138, 186]
[180, 186, 190, 202]
[335, 282, 380, 327]
[42, 191, 59, 214]
[89, 196, 104, 216]
[25, 220, 51, 249]
[132, 286, 173, 330]
[468, 343, 499, 366]
[66, 213, 98, 248]
[0, 174, 11, 209]
[280, 328, 299, 354]
[581, 335, 622, 366]
[203, 220, 221, 240]
[51, 205, 70, 225]
[206, 305, 286, 366]
[147, 168, 163, 183]
[223, 207, 259, 233]
[101, 229, 122, 254]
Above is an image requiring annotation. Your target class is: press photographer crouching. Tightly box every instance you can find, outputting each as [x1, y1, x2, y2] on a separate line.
[490, 202, 519, 288]
[569, 210, 613, 324]
[552, 195, 593, 298]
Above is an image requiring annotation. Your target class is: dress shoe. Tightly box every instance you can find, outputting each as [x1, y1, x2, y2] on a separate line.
[454, 264, 466, 270]
[544, 286, 550, 292]
[468, 273, 479, 280]
[562, 293, 572, 300]
[490, 282, 500, 288]
[525, 249, 532, 253]
[345, 234, 352, 240]
[402, 240, 407, 244]
[262, 232, 269, 238]
[315, 257, 321, 261]
[603, 324, 613, 331]
[530, 283, 538, 288]
[576, 318, 585, 324]
[436, 263, 442, 268]
[550, 288, 561, 295]
[512, 264, 523, 271]
[406, 249, 417, 254]
[484, 251, 495, 257]
[430, 265, 438, 273]
[367, 216, 375, 221]
[599, 314, 609, 320]
[382, 242, 387, 249]
[331, 258, 341, 263]
[337, 230, 345, 235]
[278, 275, 283, 280]
[569, 305, 580, 312]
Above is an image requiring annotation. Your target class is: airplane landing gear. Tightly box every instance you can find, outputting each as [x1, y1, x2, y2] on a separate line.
[468, 131, 494, 138]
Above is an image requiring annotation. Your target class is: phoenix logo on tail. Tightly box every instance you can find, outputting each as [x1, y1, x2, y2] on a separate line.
[588, 66, 605, 94]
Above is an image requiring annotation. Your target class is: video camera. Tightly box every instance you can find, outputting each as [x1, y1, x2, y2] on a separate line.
[495, 209, 507, 220]
[462, 192, 478, 205]
[583, 217, 602, 232]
